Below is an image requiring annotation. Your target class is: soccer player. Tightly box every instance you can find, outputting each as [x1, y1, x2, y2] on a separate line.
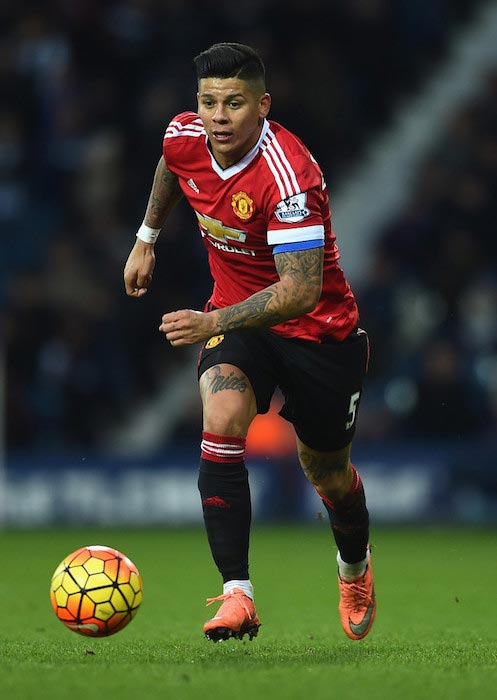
[124, 42, 375, 643]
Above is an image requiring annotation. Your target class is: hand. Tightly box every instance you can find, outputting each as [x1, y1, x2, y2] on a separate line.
[159, 309, 217, 346]
[124, 239, 156, 297]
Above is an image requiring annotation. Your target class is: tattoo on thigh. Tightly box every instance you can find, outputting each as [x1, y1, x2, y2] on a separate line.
[203, 365, 248, 394]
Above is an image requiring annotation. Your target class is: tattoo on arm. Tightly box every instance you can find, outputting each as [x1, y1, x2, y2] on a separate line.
[216, 247, 324, 332]
[274, 247, 323, 289]
[217, 290, 283, 331]
[144, 157, 183, 228]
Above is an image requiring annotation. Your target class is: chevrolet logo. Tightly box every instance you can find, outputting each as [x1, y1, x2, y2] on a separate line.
[195, 211, 247, 244]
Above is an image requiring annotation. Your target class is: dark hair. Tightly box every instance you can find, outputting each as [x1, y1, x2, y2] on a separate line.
[194, 42, 265, 87]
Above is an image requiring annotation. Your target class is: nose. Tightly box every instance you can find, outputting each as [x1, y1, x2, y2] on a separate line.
[213, 104, 228, 123]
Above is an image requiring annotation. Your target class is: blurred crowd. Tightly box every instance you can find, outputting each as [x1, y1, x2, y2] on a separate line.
[2, 0, 493, 454]
[356, 69, 497, 443]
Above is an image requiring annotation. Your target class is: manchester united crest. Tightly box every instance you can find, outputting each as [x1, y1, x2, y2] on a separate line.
[231, 191, 254, 221]
[205, 334, 225, 349]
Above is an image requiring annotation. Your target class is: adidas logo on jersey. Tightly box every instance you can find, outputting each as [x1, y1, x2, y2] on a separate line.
[187, 178, 200, 193]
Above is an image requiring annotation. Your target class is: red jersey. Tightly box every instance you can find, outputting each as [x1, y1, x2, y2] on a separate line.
[163, 111, 358, 342]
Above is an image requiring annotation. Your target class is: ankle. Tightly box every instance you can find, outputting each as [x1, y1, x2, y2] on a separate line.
[337, 551, 368, 582]
[223, 579, 254, 600]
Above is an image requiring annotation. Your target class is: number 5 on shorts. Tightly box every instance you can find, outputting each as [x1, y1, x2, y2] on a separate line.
[345, 391, 361, 430]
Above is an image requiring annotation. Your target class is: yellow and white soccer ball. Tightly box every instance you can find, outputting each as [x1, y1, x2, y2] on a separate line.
[50, 545, 143, 637]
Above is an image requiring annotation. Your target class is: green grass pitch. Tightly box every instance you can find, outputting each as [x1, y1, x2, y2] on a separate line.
[1, 525, 496, 700]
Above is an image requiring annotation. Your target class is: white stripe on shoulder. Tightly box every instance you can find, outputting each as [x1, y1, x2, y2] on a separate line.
[164, 119, 205, 139]
[261, 147, 287, 200]
[267, 129, 300, 193]
[261, 130, 300, 199]
[169, 119, 204, 131]
[262, 134, 294, 198]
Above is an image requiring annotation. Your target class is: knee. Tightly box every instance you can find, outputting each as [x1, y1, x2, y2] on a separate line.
[202, 394, 255, 437]
[203, 411, 248, 438]
[313, 461, 352, 498]
[200, 365, 257, 438]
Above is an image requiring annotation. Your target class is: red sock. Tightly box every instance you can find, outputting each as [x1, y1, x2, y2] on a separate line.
[201, 431, 246, 463]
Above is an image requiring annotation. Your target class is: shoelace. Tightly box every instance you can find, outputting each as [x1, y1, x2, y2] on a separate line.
[206, 590, 253, 617]
[341, 579, 372, 613]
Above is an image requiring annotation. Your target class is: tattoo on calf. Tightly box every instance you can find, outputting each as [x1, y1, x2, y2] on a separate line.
[204, 365, 248, 394]
[299, 450, 346, 483]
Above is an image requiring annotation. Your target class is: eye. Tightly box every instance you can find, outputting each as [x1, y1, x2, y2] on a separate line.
[229, 101, 241, 109]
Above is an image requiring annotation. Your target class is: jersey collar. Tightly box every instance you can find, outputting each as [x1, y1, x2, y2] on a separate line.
[207, 119, 270, 181]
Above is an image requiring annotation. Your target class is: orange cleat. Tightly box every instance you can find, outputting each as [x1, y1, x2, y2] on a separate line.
[338, 547, 376, 640]
[203, 588, 261, 642]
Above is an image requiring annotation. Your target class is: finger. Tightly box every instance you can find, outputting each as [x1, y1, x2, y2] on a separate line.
[161, 311, 181, 323]
[124, 278, 134, 295]
[168, 336, 188, 347]
[159, 314, 184, 331]
[126, 285, 147, 298]
[165, 328, 182, 340]
[159, 324, 180, 337]
[136, 274, 151, 288]
[124, 275, 140, 296]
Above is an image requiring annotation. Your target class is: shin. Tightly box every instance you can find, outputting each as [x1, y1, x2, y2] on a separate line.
[297, 439, 369, 565]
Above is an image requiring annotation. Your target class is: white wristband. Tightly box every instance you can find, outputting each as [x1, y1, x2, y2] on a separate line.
[136, 223, 161, 243]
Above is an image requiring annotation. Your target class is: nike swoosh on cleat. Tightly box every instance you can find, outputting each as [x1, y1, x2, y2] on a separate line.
[349, 599, 375, 637]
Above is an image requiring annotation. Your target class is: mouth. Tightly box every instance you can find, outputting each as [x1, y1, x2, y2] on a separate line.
[211, 130, 233, 143]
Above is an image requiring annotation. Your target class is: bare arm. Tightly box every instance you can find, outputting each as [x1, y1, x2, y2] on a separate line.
[215, 246, 323, 332]
[143, 155, 184, 229]
[159, 246, 324, 345]
[124, 156, 183, 297]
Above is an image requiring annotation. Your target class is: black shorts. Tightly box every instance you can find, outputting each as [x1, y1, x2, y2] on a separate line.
[197, 327, 369, 451]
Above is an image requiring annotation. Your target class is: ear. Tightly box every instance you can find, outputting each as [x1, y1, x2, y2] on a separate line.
[259, 93, 271, 119]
